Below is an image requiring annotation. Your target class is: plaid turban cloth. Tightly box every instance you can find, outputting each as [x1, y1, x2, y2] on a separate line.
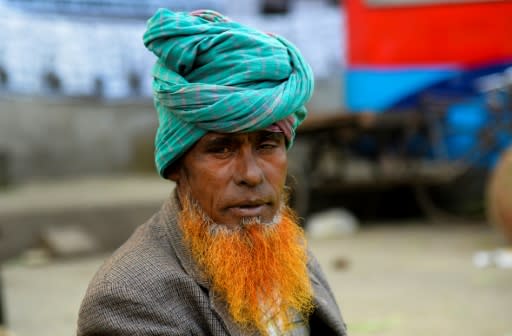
[143, 9, 314, 177]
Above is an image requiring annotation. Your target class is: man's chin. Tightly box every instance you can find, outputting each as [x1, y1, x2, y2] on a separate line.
[214, 209, 282, 231]
[240, 212, 281, 226]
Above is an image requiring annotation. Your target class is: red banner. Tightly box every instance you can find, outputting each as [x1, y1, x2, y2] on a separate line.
[346, 0, 512, 66]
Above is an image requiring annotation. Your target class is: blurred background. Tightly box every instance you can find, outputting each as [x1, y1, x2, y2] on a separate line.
[0, 0, 511, 335]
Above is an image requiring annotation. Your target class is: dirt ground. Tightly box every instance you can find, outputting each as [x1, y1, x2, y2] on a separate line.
[311, 222, 512, 336]
[2, 219, 511, 336]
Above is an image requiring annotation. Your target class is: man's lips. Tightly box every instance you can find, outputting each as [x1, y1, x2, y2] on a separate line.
[225, 200, 272, 217]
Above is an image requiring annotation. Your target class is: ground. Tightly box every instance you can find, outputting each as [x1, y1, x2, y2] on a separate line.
[2, 219, 511, 336]
[311, 222, 512, 336]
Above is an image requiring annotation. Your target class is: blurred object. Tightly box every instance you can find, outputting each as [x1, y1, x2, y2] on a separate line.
[487, 146, 512, 243]
[306, 208, 359, 239]
[476, 72, 507, 94]
[411, 85, 511, 220]
[0, 150, 9, 189]
[331, 256, 350, 271]
[16, 248, 52, 267]
[260, 0, 290, 14]
[5, 0, 227, 18]
[472, 248, 512, 269]
[288, 0, 512, 221]
[42, 71, 61, 93]
[472, 250, 493, 268]
[495, 248, 512, 269]
[0, 0, 342, 100]
[0, 270, 4, 327]
[286, 138, 312, 220]
[0, 326, 15, 336]
[0, 176, 170, 261]
[414, 168, 487, 221]
[40, 226, 99, 259]
[289, 111, 478, 219]
[0, 67, 7, 88]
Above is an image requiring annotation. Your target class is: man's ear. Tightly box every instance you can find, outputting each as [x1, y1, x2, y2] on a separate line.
[168, 171, 180, 183]
[165, 162, 182, 183]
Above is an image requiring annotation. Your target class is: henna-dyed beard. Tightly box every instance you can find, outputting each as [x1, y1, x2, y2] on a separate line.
[178, 192, 314, 335]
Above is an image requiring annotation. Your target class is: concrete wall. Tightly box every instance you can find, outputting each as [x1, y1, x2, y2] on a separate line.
[0, 96, 158, 182]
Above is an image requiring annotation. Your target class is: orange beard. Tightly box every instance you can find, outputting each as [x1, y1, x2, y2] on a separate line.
[178, 194, 314, 335]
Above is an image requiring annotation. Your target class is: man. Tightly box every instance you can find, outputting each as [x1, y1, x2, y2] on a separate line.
[77, 8, 347, 336]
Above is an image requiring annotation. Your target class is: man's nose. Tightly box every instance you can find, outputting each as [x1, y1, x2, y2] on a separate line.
[234, 147, 264, 187]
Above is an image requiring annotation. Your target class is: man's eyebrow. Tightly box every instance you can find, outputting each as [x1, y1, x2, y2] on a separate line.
[202, 134, 238, 146]
[258, 131, 285, 142]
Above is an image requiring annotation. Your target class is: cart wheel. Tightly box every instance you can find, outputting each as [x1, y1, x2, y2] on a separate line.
[414, 169, 487, 222]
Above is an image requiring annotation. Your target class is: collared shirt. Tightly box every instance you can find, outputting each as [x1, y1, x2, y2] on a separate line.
[266, 309, 310, 336]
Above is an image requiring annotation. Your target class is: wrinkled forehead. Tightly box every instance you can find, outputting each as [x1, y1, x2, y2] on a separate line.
[195, 130, 286, 146]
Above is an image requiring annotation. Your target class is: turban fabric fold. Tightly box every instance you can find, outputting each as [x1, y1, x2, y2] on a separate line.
[143, 9, 314, 177]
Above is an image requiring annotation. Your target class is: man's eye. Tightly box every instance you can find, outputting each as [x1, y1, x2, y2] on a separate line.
[259, 142, 278, 150]
[209, 146, 231, 154]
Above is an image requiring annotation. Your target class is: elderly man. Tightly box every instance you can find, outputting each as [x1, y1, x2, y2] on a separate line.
[77, 9, 347, 336]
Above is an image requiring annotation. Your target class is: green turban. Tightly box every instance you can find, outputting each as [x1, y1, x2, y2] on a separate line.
[143, 9, 314, 177]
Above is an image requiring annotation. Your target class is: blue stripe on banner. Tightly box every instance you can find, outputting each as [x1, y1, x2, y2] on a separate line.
[345, 67, 459, 111]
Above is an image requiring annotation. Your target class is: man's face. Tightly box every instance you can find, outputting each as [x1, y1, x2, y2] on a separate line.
[170, 130, 288, 227]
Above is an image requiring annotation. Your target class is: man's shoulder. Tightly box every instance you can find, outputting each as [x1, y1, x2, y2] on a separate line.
[77, 210, 217, 336]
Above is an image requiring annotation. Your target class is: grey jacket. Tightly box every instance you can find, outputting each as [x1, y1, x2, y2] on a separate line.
[77, 195, 347, 335]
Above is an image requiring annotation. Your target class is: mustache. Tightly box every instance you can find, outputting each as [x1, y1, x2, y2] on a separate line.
[182, 190, 284, 233]
[178, 189, 289, 234]
[221, 183, 291, 209]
